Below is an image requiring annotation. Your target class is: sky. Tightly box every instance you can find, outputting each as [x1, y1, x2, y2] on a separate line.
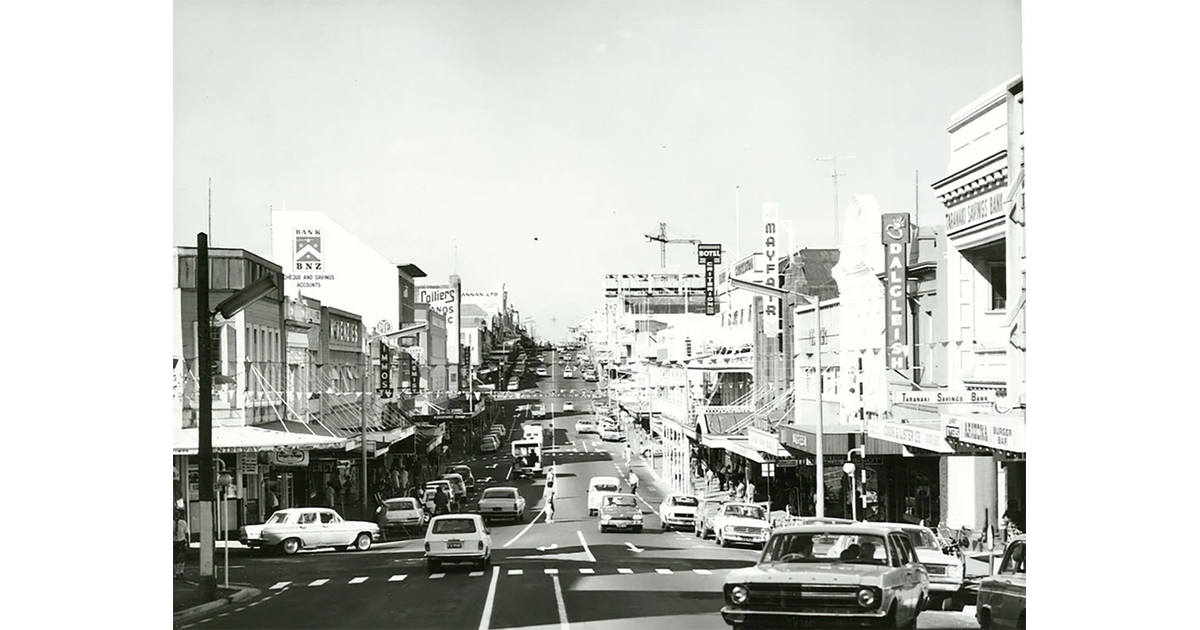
[173, 0, 1022, 342]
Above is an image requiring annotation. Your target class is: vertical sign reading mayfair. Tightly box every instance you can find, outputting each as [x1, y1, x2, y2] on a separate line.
[697, 244, 722, 316]
[762, 204, 780, 336]
[881, 213, 912, 369]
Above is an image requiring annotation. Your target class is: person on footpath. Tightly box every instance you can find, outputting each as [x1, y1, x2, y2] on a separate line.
[173, 508, 189, 579]
[542, 479, 556, 524]
[624, 441, 633, 464]
[628, 470, 639, 495]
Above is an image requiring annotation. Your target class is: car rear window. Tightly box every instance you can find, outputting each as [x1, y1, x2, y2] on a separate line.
[385, 500, 415, 510]
[593, 483, 618, 492]
[604, 495, 637, 507]
[432, 518, 478, 535]
[482, 489, 515, 500]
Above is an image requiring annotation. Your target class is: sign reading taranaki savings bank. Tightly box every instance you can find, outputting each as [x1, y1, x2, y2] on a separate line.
[881, 213, 911, 369]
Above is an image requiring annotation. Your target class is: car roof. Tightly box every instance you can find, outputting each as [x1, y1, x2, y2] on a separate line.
[429, 513, 482, 523]
[482, 486, 519, 493]
[770, 523, 909, 536]
[870, 521, 933, 531]
[666, 494, 699, 500]
[589, 476, 620, 483]
[604, 493, 637, 500]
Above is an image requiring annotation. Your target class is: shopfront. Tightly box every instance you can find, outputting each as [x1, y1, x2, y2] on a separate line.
[946, 412, 1026, 532]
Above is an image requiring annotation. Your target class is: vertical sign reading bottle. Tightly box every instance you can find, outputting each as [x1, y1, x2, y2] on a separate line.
[697, 243, 722, 316]
[762, 203, 780, 336]
[881, 213, 912, 369]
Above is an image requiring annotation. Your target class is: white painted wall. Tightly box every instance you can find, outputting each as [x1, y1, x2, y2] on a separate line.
[945, 455, 997, 530]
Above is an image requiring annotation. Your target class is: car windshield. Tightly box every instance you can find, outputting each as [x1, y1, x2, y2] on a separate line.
[724, 505, 766, 520]
[482, 489, 515, 500]
[670, 496, 699, 507]
[605, 495, 637, 507]
[431, 518, 478, 535]
[593, 483, 618, 492]
[763, 533, 890, 565]
[266, 512, 291, 524]
[902, 528, 941, 550]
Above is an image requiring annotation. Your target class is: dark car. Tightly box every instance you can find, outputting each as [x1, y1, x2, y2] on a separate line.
[598, 493, 643, 533]
[447, 465, 476, 492]
[976, 535, 1026, 628]
[694, 499, 724, 539]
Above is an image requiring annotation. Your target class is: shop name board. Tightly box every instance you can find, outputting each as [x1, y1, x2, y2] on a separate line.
[269, 449, 310, 467]
[762, 204, 780, 336]
[292, 228, 324, 271]
[747, 427, 786, 455]
[893, 390, 995, 404]
[866, 419, 954, 453]
[734, 258, 755, 276]
[946, 191, 1004, 234]
[944, 415, 1026, 453]
[330, 318, 360, 344]
[881, 213, 911, 369]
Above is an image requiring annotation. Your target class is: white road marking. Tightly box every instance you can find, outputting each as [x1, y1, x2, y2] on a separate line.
[617, 568, 633, 574]
[269, 581, 291, 590]
[693, 569, 712, 575]
[578, 568, 595, 574]
[507, 569, 524, 575]
[625, 542, 644, 553]
[349, 576, 368, 584]
[307, 579, 328, 587]
[576, 531, 596, 563]
[389, 574, 408, 582]
[544, 568, 559, 574]
[537, 543, 559, 551]
[655, 568, 673, 574]
[429, 573, 446, 579]
[477, 565, 501, 630]
[469, 570, 485, 577]
[505, 466, 512, 481]
[551, 574, 571, 630]
[502, 506, 544, 547]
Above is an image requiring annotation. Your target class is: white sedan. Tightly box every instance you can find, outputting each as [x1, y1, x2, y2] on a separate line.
[562, 401, 575, 412]
[659, 494, 700, 531]
[240, 508, 380, 555]
[477, 486, 526, 523]
[600, 426, 624, 442]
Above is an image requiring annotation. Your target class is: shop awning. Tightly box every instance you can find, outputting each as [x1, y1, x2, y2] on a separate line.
[173, 425, 347, 455]
[702, 436, 769, 464]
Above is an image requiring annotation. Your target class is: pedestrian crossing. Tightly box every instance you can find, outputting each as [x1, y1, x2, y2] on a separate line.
[267, 566, 722, 590]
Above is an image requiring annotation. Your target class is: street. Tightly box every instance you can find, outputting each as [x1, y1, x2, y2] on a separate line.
[179, 356, 980, 629]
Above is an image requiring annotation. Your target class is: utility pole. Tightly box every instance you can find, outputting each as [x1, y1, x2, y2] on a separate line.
[361, 349, 369, 520]
[197, 233, 216, 600]
[815, 156, 856, 245]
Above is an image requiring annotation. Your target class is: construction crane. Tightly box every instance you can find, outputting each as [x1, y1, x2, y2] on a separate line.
[644, 222, 700, 268]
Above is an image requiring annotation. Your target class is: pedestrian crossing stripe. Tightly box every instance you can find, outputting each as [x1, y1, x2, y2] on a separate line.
[263, 567, 726, 588]
[269, 581, 291, 590]
[308, 579, 329, 586]
[544, 568, 558, 574]
[349, 577, 368, 584]
[389, 575, 407, 581]
[507, 569, 523, 575]
[579, 568, 595, 574]
[429, 573, 446, 579]
[617, 568, 633, 574]
[655, 569, 672, 574]
[692, 569, 712, 575]
[469, 571, 485, 577]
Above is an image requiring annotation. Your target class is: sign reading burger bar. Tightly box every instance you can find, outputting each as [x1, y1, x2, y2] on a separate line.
[881, 213, 912, 369]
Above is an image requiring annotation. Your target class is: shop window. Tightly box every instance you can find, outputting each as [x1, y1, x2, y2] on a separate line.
[989, 263, 1007, 311]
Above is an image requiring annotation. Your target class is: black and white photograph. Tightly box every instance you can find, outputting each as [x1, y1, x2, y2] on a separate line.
[10, 1, 1196, 629]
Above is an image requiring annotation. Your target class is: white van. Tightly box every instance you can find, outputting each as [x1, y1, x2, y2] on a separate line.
[587, 476, 622, 516]
[522, 423, 545, 445]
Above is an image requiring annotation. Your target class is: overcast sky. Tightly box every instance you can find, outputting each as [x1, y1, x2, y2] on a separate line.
[173, 0, 1022, 341]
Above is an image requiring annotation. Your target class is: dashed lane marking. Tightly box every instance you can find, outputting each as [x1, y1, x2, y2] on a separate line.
[308, 579, 329, 587]
[507, 569, 523, 575]
[544, 568, 559, 574]
[655, 568, 673, 574]
[579, 568, 594, 574]
[429, 573, 446, 579]
[617, 568, 633, 574]
[389, 574, 408, 581]
[349, 576, 368, 584]
[693, 569, 712, 575]
[470, 571, 485, 577]
[269, 581, 291, 590]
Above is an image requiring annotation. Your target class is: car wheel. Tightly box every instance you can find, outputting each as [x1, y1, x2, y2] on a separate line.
[977, 609, 992, 629]
[354, 532, 372, 551]
[427, 559, 441, 573]
[280, 538, 301, 556]
[718, 533, 728, 548]
[481, 554, 491, 570]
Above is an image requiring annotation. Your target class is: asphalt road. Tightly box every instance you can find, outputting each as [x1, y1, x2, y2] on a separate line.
[178, 351, 980, 629]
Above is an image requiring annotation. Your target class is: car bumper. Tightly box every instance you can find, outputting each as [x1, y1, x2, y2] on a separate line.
[721, 607, 886, 629]
[662, 516, 695, 528]
[425, 551, 488, 561]
[600, 519, 643, 529]
[722, 532, 770, 544]
[928, 580, 965, 594]
[481, 508, 521, 517]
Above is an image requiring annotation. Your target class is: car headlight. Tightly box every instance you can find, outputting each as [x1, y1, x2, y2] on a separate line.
[948, 563, 963, 579]
[633, 512, 643, 520]
[601, 516, 611, 522]
[856, 587, 877, 608]
[730, 585, 749, 605]
[724, 525, 735, 533]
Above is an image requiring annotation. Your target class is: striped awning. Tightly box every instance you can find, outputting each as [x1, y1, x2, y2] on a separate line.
[172, 425, 347, 455]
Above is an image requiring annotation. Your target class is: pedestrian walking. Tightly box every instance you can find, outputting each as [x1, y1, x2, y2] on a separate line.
[628, 470, 639, 495]
[390, 467, 401, 495]
[542, 479, 556, 523]
[624, 442, 632, 464]
[375, 502, 390, 542]
[173, 508, 189, 579]
[325, 481, 336, 509]
[705, 468, 715, 491]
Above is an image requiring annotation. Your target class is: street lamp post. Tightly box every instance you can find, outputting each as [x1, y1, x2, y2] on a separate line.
[729, 277, 828, 517]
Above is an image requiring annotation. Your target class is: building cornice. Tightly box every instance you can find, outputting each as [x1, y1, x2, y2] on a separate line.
[932, 152, 1008, 209]
[945, 76, 1019, 133]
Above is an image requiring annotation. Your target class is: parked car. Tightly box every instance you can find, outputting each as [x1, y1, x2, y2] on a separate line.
[574, 418, 598, 434]
[447, 465, 476, 492]
[423, 514, 492, 572]
[562, 401, 575, 412]
[720, 523, 930, 629]
[531, 405, 547, 419]
[479, 435, 500, 453]
[441, 473, 468, 501]
[424, 480, 458, 513]
[477, 486, 526, 523]
[976, 535, 1026, 629]
[694, 499, 724, 539]
[598, 493, 643, 533]
[239, 507, 379, 556]
[536, 367, 548, 376]
[713, 502, 772, 549]
[659, 494, 700, 531]
[563, 367, 575, 378]
[378, 497, 427, 533]
[600, 426, 624, 442]
[874, 522, 968, 611]
[587, 476, 622, 516]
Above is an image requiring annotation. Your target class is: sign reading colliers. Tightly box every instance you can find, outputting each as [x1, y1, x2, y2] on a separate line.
[697, 243, 722, 316]
[881, 213, 912, 369]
